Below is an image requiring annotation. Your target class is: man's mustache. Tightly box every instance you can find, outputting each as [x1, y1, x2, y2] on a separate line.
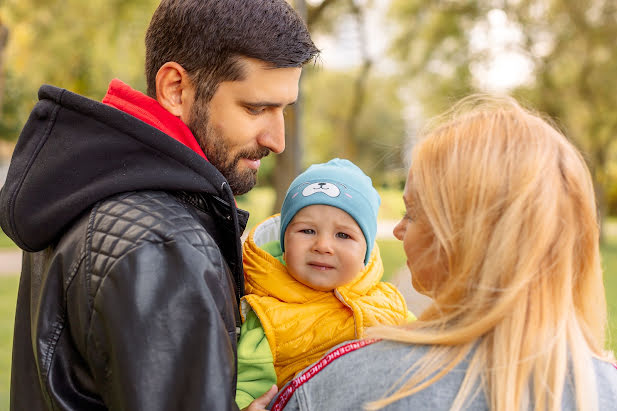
[234, 146, 271, 163]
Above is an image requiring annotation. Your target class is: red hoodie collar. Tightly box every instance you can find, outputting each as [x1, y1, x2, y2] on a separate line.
[102, 79, 207, 161]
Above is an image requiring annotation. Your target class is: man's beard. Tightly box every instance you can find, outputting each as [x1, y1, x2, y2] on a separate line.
[188, 101, 270, 195]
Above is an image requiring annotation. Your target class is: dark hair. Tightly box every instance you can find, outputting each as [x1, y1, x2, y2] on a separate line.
[145, 0, 319, 102]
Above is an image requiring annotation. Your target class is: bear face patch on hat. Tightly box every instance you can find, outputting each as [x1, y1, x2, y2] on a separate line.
[280, 158, 380, 265]
[302, 182, 340, 197]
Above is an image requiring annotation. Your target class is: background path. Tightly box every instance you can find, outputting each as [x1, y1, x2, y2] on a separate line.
[0, 250, 20, 276]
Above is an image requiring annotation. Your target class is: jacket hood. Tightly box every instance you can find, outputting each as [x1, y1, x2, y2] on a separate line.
[0, 85, 231, 252]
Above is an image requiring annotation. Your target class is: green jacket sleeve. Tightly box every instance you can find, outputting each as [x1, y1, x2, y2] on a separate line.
[235, 309, 276, 410]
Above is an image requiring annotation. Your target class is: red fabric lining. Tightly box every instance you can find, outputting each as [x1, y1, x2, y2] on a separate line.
[271, 339, 379, 410]
[102, 79, 207, 160]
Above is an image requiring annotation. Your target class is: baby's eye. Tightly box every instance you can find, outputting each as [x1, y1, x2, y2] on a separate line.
[336, 232, 351, 239]
[300, 229, 315, 235]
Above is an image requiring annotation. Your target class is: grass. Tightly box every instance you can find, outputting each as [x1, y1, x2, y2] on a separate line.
[0, 275, 18, 409]
[0, 230, 15, 249]
[377, 239, 407, 283]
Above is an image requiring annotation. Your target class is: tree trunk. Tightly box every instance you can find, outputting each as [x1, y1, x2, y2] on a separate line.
[342, 0, 372, 160]
[271, 103, 303, 213]
[271, 0, 308, 214]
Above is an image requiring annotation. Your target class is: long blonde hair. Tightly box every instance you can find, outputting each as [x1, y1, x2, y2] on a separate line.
[367, 95, 610, 410]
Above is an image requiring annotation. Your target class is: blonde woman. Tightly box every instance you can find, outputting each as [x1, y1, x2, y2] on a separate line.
[270, 95, 617, 411]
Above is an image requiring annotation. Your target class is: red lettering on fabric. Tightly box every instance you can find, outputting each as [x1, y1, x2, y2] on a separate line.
[270, 339, 379, 411]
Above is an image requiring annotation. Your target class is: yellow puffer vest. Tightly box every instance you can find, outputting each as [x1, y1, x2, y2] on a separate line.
[242, 214, 408, 386]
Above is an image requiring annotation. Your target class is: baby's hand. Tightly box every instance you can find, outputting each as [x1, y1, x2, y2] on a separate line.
[243, 385, 278, 411]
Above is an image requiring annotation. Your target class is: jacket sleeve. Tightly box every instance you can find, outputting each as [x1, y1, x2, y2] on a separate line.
[236, 309, 276, 409]
[85, 239, 240, 411]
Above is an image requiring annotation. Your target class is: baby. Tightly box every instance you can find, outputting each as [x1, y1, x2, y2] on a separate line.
[236, 158, 411, 409]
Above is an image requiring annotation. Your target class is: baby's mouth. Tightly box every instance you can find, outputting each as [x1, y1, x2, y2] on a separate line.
[308, 262, 334, 271]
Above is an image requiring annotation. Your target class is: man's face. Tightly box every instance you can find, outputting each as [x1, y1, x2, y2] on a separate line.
[188, 57, 302, 195]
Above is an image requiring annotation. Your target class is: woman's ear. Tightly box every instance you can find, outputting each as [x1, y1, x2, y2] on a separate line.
[155, 61, 195, 123]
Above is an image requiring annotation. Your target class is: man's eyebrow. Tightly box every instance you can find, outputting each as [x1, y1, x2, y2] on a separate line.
[241, 100, 297, 108]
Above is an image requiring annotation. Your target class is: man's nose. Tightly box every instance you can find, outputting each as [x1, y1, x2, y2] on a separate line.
[258, 111, 285, 154]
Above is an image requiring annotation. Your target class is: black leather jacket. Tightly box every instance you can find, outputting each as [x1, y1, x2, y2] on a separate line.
[0, 86, 248, 410]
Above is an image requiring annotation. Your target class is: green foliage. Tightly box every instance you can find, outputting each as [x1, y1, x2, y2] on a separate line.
[0, 0, 159, 140]
[301, 67, 408, 187]
[388, 0, 481, 114]
[0, 70, 31, 141]
[509, 1, 617, 219]
[388, 0, 617, 220]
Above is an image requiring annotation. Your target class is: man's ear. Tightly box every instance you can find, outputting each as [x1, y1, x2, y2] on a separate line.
[155, 61, 195, 122]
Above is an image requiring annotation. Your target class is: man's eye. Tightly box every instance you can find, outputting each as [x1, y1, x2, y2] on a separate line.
[336, 232, 351, 239]
[246, 106, 264, 115]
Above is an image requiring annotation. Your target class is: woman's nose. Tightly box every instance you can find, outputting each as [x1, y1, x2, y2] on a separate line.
[393, 219, 406, 241]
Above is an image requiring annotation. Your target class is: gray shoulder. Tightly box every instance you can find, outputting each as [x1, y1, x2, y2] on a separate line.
[593, 358, 617, 406]
[274, 340, 443, 411]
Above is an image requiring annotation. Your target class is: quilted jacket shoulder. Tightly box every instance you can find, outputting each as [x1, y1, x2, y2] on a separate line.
[86, 191, 225, 300]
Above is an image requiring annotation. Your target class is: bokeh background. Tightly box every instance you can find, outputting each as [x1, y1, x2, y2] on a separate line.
[1, 0, 616, 409]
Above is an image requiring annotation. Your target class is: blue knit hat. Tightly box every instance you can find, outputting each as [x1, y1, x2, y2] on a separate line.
[280, 158, 381, 265]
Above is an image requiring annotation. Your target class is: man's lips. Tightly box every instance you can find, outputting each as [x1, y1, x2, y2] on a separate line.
[242, 158, 261, 170]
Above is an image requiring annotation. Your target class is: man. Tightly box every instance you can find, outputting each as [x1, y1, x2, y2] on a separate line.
[0, 1, 318, 409]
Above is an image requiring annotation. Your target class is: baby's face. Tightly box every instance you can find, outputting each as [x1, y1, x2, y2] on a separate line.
[283, 204, 367, 291]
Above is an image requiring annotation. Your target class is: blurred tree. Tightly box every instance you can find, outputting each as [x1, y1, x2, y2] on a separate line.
[512, 0, 617, 224]
[0, 0, 158, 140]
[271, 0, 383, 213]
[301, 67, 407, 186]
[271, 0, 310, 214]
[389, 0, 617, 225]
[1, 0, 406, 210]
[0, 17, 8, 114]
